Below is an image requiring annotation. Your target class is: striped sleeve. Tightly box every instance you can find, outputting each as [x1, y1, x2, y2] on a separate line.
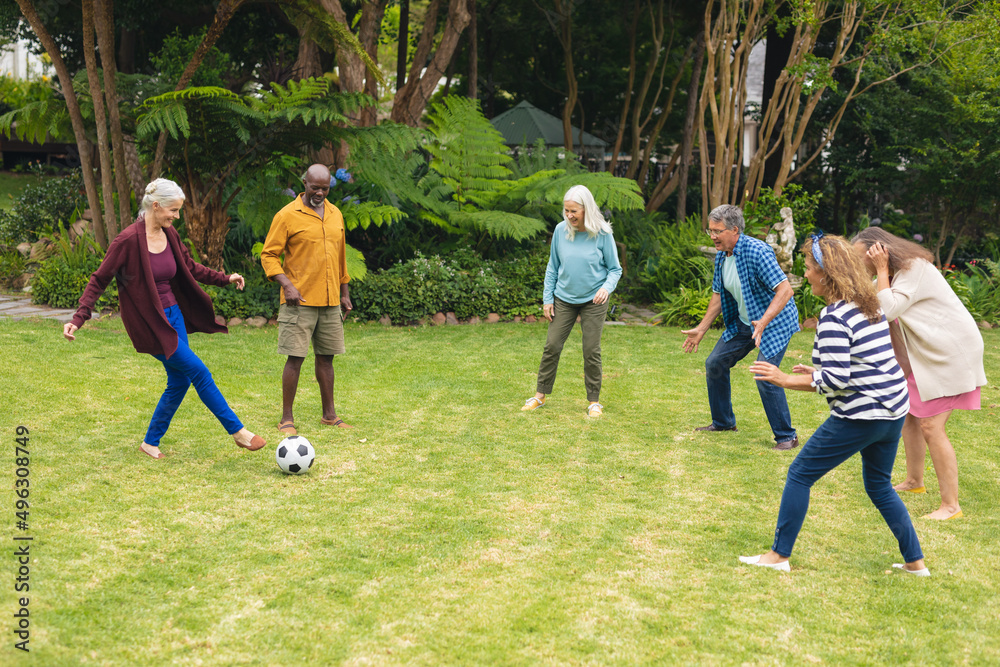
[811, 301, 909, 420]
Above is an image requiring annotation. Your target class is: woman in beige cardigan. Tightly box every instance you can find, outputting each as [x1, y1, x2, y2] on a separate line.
[853, 228, 986, 520]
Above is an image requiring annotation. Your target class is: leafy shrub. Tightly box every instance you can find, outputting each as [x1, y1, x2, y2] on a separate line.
[655, 285, 714, 328]
[615, 212, 715, 304]
[32, 252, 118, 311]
[205, 260, 280, 320]
[32, 224, 115, 310]
[0, 165, 87, 244]
[794, 280, 825, 322]
[0, 76, 53, 115]
[743, 184, 822, 240]
[351, 248, 548, 323]
[951, 259, 1000, 325]
[0, 249, 27, 287]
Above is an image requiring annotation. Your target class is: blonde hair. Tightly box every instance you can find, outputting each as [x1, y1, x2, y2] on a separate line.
[141, 178, 186, 212]
[801, 234, 882, 323]
[563, 185, 612, 240]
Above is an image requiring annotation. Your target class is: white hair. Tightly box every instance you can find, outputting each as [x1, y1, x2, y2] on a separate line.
[141, 178, 186, 212]
[563, 185, 612, 240]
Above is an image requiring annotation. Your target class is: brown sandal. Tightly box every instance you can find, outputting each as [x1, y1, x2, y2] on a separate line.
[237, 434, 267, 451]
[277, 420, 297, 435]
[139, 444, 165, 460]
[321, 417, 353, 428]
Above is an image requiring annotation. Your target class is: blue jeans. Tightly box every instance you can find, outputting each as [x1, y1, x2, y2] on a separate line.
[144, 305, 243, 447]
[705, 321, 795, 442]
[772, 415, 923, 562]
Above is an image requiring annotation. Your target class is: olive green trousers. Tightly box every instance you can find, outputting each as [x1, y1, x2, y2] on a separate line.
[535, 297, 608, 402]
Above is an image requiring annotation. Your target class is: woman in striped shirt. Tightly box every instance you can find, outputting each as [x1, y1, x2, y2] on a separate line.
[741, 233, 928, 575]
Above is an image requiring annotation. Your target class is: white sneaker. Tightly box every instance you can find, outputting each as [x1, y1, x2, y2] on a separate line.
[739, 554, 790, 572]
[892, 563, 931, 577]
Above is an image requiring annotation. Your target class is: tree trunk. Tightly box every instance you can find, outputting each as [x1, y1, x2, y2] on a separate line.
[123, 136, 146, 203]
[325, 0, 364, 95]
[294, 28, 324, 79]
[151, 0, 247, 179]
[626, 0, 667, 181]
[759, 16, 794, 191]
[324, 0, 389, 126]
[554, 0, 577, 153]
[392, 0, 442, 121]
[467, 0, 477, 98]
[698, 0, 771, 210]
[117, 26, 136, 74]
[943, 221, 967, 270]
[360, 1, 388, 126]
[391, 0, 472, 126]
[744, 2, 941, 201]
[442, 46, 459, 96]
[672, 32, 705, 220]
[14, 0, 106, 248]
[81, 0, 116, 244]
[609, 0, 640, 174]
[397, 0, 410, 90]
[636, 37, 692, 189]
[182, 183, 232, 271]
[95, 0, 132, 232]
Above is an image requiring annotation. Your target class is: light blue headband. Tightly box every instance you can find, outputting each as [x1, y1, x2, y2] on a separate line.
[810, 232, 825, 270]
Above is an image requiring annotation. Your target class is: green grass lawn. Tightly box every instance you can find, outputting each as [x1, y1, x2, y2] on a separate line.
[2, 316, 999, 664]
[0, 171, 35, 211]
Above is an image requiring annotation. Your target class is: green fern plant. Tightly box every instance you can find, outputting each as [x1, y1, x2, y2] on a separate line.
[408, 96, 644, 250]
[0, 97, 72, 144]
[135, 77, 420, 269]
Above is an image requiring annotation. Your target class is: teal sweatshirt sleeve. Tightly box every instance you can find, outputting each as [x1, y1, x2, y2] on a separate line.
[542, 224, 562, 304]
[599, 232, 622, 294]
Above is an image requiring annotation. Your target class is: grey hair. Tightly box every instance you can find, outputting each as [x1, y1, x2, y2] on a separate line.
[708, 204, 745, 234]
[563, 184, 613, 240]
[141, 178, 186, 212]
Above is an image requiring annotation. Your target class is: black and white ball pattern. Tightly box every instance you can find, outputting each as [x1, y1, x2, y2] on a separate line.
[275, 436, 315, 475]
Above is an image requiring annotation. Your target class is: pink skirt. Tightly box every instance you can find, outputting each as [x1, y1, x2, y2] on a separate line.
[907, 374, 981, 418]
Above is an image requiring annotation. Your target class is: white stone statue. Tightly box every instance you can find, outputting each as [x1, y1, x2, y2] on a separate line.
[766, 206, 797, 274]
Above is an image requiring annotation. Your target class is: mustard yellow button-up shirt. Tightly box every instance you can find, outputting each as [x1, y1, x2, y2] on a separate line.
[261, 195, 351, 306]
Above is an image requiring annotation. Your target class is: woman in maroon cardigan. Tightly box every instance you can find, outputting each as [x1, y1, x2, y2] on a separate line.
[63, 179, 265, 459]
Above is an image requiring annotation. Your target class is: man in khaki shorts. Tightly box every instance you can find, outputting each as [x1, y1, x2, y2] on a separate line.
[261, 164, 353, 433]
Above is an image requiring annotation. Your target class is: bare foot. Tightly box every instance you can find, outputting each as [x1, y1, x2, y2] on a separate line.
[924, 506, 962, 520]
[893, 479, 925, 492]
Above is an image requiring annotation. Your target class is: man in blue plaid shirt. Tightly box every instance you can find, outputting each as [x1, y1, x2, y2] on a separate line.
[682, 205, 800, 451]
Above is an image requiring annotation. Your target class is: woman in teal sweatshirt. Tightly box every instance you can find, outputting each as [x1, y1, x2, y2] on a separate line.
[521, 185, 622, 418]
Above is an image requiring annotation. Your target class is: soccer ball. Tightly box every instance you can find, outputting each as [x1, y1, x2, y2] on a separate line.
[275, 436, 315, 475]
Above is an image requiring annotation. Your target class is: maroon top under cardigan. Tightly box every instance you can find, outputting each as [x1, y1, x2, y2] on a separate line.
[149, 242, 179, 309]
[71, 214, 232, 359]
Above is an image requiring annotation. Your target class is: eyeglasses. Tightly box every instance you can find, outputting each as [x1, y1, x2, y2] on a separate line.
[707, 227, 729, 238]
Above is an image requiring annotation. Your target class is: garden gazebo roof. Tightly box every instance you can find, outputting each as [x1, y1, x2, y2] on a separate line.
[490, 101, 607, 151]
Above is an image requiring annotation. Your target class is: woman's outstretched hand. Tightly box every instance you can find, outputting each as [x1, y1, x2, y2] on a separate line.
[229, 273, 245, 291]
[63, 323, 78, 341]
[749, 360, 787, 387]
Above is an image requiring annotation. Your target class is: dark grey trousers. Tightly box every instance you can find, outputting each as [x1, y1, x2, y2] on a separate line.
[536, 297, 608, 402]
